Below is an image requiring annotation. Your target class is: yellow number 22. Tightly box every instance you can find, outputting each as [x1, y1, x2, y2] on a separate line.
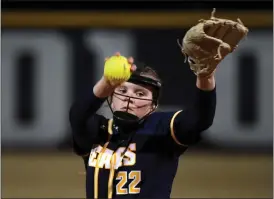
[116, 170, 141, 195]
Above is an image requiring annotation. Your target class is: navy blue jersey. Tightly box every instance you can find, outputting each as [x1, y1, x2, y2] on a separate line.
[69, 87, 216, 199]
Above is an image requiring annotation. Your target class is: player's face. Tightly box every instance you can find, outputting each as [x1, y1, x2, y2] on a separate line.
[111, 82, 155, 118]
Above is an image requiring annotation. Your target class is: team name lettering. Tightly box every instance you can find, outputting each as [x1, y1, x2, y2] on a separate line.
[88, 143, 136, 169]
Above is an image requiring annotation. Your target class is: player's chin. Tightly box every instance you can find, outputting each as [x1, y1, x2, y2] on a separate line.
[115, 109, 147, 119]
[115, 108, 136, 115]
[125, 109, 137, 116]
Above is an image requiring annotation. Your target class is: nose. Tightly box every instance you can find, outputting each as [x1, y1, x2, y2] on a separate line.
[122, 95, 134, 104]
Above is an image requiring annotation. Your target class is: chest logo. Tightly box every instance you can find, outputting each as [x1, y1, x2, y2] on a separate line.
[88, 143, 136, 169]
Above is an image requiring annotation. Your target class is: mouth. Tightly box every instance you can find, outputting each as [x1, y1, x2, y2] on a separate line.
[121, 107, 134, 112]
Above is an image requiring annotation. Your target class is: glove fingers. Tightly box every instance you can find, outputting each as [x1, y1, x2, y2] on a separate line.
[222, 24, 248, 50]
[198, 35, 223, 54]
[205, 19, 248, 52]
[204, 21, 222, 36]
[214, 23, 232, 40]
[205, 19, 232, 39]
[216, 42, 231, 60]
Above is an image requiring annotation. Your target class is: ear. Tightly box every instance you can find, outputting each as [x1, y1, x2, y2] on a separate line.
[150, 104, 157, 112]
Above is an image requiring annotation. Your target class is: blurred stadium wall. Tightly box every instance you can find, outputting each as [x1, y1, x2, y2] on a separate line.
[1, 1, 273, 198]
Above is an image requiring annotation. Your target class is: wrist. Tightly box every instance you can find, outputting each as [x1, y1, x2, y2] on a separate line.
[93, 76, 116, 98]
[196, 74, 216, 91]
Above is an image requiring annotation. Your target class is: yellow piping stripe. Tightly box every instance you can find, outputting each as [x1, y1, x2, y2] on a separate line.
[108, 119, 113, 135]
[108, 148, 128, 198]
[106, 117, 128, 199]
[108, 153, 117, 199]
[94, 142, 109, 199]
[170, 110, 188, 147]
[2, 11, 272, 28]
[94, 118, 114, 198]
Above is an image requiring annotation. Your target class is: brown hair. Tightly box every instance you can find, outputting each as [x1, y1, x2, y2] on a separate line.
[138, 66, 162, 83]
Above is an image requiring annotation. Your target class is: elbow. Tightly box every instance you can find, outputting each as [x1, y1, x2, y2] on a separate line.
[68, 100, 86, 125]
[195, 109, 215, 131]
[199, 107, 216, 131]
[197, 116, 214, 132]
[69, 101, 83, 131]
[202, 119, 214, 131]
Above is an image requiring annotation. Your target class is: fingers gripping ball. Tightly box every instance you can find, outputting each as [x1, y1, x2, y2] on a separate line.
[104, 55, 132, 86]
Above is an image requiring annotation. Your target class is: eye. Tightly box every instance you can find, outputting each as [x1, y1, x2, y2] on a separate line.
[136, 91, 145, 97]
[117, 87, 127, 94]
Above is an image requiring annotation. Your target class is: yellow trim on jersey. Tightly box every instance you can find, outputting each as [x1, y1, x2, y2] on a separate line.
[108, 119, 113, 135]
[108, 153, 117, 199]
[93, 119, 114, 198]
[170, 110, 188, 147]
[94, 142, 109, 199]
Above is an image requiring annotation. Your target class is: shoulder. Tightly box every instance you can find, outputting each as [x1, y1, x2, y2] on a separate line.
[147, 110, 183, 123]
[144, 110, 183, 133]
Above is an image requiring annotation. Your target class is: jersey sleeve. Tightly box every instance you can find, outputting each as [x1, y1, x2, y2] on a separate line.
[69, 92, 109, 156]
[169, 86, 216, 147]
[151, 86, 216, 154]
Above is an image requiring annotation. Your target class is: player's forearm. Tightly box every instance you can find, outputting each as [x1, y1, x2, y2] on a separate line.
[188, 87, 216, 129]
[173, 86, 216, 145]
[69, 77, 114, 129]
[93, 77, 116, 98]
[194, 75, 216, 130]
[188, 74, 216, 129]
[69, 88, 106, 133]
[194, 86, 216, 128]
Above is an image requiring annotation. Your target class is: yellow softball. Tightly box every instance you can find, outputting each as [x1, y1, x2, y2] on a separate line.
[104, 55, 132, 84]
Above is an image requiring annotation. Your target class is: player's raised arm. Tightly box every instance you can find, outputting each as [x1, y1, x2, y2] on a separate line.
[169, 74, 216, 147]
[69, 52, 136, 156]
[171, 8, 248, 146]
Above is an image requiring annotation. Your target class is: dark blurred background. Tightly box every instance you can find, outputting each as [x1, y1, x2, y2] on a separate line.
[1, 0, 273, 198]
